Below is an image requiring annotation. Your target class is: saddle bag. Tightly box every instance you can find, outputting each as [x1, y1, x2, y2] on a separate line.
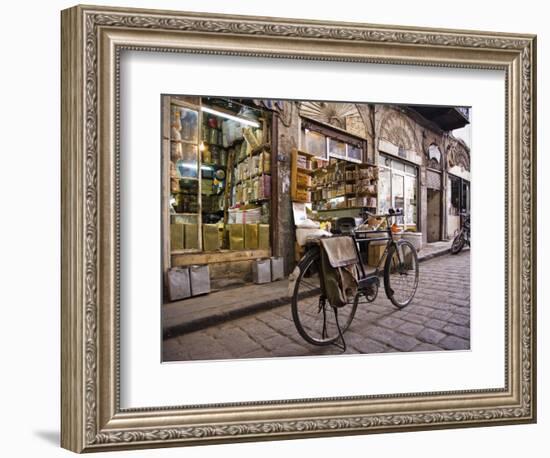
[319, 237, 359, 308]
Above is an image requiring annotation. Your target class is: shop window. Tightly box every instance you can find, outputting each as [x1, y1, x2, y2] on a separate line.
[167, 98, 271, 254]
[449, 175, 461, 216]
[404, 175, 417, 225]
[379, 154, 418, 227]
[304, 129, 327, 159]
[328, 138, 347, 159]
[347, 144, 363, 162]
[449, 174, 470, 216]
[461, 180, 470, 214]
[170, 104, 201, 249]
[378, 166, 392, 216]
[301, 118, 366, 164]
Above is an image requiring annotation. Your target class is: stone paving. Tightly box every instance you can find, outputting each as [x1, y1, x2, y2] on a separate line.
[163, 250, 470, 361]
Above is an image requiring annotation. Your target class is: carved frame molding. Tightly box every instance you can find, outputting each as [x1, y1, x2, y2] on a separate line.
[61, 5, 536, 452]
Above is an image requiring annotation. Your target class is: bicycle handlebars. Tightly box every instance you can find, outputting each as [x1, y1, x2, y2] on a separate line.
[363, 208, 403, 219]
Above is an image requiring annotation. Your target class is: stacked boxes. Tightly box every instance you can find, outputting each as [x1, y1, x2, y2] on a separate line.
[296, 172, 312, 188]
[260, 150, 271, 174]
[296, 153, 312, 170]
[294, 189, 311, 203]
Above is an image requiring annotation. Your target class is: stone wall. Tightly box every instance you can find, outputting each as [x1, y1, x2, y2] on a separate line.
[374, 105, 450, 245]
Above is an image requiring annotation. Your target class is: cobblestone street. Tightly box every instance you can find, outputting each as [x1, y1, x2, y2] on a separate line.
[163, 250, 470, 361]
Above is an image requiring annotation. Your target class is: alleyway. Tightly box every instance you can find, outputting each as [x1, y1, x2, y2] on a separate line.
[163, 250, 470, 361]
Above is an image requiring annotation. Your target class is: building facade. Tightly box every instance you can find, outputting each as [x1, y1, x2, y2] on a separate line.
[163, 97, 470, 295]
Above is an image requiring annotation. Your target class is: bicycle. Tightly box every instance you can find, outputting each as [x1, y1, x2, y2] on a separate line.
[290, 208, 419, 349]
[451, 212, 470, 255]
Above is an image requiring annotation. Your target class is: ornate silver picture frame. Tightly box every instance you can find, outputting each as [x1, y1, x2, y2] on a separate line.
[61, 4, 536, 453]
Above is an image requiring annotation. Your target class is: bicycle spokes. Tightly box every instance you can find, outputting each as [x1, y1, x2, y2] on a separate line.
[384, 240, 419, 308]
[292, 248, 358, 347]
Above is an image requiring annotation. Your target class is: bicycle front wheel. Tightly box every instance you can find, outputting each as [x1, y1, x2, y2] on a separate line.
[291, 247, 358, 346]
[383, 239, 419, 308]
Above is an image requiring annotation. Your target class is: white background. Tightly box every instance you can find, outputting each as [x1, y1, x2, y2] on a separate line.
[121, 53, 504, 407]
[0, 0, 546, 457]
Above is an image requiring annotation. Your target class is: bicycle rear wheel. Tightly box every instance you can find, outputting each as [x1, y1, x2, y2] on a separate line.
[291, 247, 358, 346]
[451, 231, 465, 254]
[383, 239, 419, 308]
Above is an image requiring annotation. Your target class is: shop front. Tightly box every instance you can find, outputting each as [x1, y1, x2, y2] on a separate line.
[162, 96, 275, 293]
[445, 137, 471, 239]
[447, 173, 470, 238]
[161, 98, 470, 301]
[377, 153, 418, 230]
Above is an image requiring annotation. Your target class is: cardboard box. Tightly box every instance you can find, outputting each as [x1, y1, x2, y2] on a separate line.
[170, 223, 185, 250]
[296, 172, 312, 188]
[293, 189, 311, 203]
[184, 223, 199, 249]
[368, 241, 387, 267]
[228, 224, 244, 250]
[258, 224, 270, 249]
[244, 224, 259, 250]
[202, 224, 220, 251]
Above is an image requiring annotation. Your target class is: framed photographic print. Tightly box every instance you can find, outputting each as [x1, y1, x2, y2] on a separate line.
[61, 4, 536, 453]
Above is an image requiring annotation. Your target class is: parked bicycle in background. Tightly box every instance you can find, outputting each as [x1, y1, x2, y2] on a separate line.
[451, 212, 470, 254]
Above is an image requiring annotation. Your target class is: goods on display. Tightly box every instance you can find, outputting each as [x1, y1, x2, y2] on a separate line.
[169, 98, 271, 254]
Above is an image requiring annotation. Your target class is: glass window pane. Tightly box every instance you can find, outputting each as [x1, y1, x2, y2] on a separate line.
[305, 130, 327, 159]
[392, 174, 404, 225]
[405, 175, 417, 225]
[378, 167, 391, 215]
[171, 178, 199, 214]
[405, 164, 417, 176]
[392, 160, 405, 172]
[347, 144, 363, 162]
[449, 175, 460, 215]
[328, 138, 346, 158]
[176, 144, 199, 178]
[461, 180, 470, 214]
[179, 107, 198, 142]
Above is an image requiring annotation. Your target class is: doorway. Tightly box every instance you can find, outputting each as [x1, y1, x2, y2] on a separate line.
[427, 188, 441, 242]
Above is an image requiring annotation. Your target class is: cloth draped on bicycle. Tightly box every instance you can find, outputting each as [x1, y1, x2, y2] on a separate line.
[319, 237, 359, 308]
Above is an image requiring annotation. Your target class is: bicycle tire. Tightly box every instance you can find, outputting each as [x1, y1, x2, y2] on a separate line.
[451, 232, 465, 254]
[383, 239, 419, 308]
[291, 247, 358, 346]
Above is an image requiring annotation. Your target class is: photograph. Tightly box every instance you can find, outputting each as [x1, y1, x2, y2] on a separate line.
[162, 96, 472, 362]
[58, 3, 536, 452]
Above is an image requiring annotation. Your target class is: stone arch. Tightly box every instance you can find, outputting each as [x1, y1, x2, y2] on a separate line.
[378, 111, 421, 153]
[299, 101, 367, 136]
[447, 139, 470, 171]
